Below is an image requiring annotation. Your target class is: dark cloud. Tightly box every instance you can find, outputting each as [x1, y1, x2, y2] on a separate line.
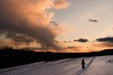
[96, 37, 113, 42]
[7, 33, 35, 46]
[50, 21, 58, 26]
[64, 41, 67, 43]
[93, 37, 113, 48]
[74, 38, 88, 43]
[0, 0, 62, 49]
[67, 46, 80, 49]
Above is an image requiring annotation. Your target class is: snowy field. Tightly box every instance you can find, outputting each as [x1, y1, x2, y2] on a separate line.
[0, 55, 113, 75]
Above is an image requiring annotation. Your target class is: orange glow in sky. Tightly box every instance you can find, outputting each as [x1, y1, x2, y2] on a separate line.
[0, 0, 113, 53]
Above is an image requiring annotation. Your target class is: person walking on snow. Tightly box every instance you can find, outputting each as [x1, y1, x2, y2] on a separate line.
[81, 59, 85, 69]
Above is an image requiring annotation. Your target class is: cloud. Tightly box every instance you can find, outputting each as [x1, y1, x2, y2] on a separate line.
[95, 37, 113, 48]
[6, 32, 35, 46]
[50, 21, 58, 26]
[53, 0, 70, 9]
[0, 40, 9, 47]
[64, 41, 67, 43]
[96, 37, 113, 42]
[95, 42, 113, 48]
[74, 38, 89, 43]
[92, 42, 113, 50]
[0, 0, 70, 49]
[61, 46, 92, 53]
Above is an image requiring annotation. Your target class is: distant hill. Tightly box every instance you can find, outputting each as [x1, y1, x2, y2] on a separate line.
[0, 47, 113, 69]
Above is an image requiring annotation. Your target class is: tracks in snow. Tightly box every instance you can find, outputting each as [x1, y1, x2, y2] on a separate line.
[73, 57, 95, 75]
[0, 57, 96, 75]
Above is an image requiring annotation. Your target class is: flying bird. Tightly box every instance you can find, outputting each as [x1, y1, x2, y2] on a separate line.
[89, 19, 98, 23]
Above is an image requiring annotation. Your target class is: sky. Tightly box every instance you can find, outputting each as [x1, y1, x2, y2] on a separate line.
[0, 0, 113, 53]
[55, 0, 113, 40]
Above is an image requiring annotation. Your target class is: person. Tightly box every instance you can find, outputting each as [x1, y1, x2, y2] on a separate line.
[81, 59, 85, 69]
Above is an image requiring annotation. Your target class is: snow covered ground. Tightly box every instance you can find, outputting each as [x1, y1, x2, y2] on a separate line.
[0, 55, 113, 75]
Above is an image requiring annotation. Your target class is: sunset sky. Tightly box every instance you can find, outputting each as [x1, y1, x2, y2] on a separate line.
[0, 0, 113, 53]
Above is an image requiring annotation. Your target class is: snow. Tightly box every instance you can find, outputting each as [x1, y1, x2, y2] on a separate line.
[0, 55, 113, 75]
